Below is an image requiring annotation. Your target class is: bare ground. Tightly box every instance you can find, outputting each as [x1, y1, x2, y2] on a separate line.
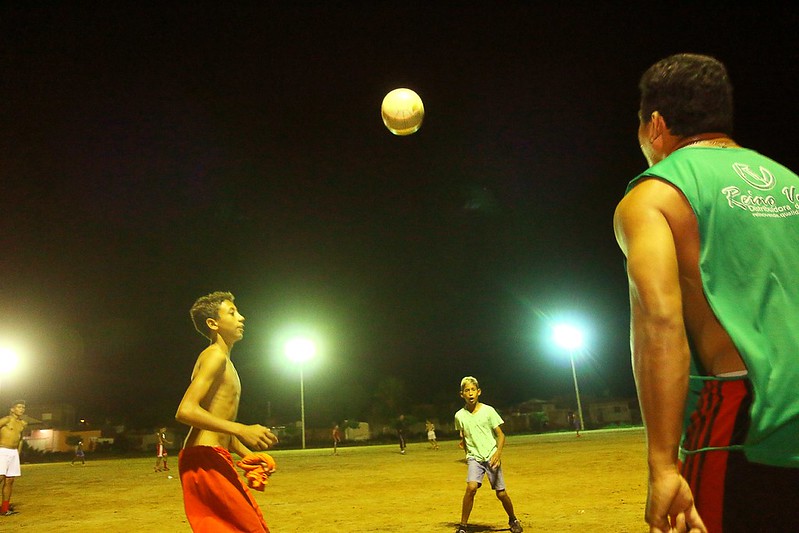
[8, 428, 648, 532]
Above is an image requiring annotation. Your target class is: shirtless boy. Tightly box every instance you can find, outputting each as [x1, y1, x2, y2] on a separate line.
[175, 291, 278, 532]
[0, 400, 27, 516]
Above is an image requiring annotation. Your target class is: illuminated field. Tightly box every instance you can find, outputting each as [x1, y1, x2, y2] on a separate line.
[12, 428, 647, 532]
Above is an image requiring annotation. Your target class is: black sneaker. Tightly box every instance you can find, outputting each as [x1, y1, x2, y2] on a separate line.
[2, 510, 19, 516]
[509, 518, 523, 533]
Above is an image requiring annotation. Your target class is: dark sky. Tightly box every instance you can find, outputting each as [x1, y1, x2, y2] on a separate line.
[2, 4, 797, 428]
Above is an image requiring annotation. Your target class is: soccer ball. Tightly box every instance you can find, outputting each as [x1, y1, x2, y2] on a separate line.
[381, 88, 424, 136]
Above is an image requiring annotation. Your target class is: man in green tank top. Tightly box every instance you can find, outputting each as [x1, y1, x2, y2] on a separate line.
[615, 54, 799, 533]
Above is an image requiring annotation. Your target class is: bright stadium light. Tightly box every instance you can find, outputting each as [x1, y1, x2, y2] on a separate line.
[553, 323, 585, 432]
[285, 338, 317, 449]
[0, 346, 20, 396]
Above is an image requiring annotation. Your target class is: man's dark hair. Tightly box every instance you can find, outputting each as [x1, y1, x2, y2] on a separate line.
[639, 53, 734, 137]
[190, 291, 235, 340]
[10, 400, 25, 408]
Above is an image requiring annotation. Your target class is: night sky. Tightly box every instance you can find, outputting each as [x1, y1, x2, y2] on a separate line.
[2, 4, 797, 429]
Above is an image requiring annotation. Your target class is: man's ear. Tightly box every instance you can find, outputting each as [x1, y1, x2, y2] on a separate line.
[206, 317, 219, 332]
[649, 111, 668, 142]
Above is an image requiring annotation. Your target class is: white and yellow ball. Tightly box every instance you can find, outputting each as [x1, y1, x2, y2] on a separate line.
[381, 88, 424, 136]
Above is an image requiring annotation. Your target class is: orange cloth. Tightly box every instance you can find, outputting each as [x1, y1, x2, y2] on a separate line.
[178, 446, 269, 532]
[236, 453, 276, 491]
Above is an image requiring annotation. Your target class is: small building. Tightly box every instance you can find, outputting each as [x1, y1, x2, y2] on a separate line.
[587, 399, 634, 427]
[26, 429, 102, 453]
[344, 422, 370, 441]
[140, 429, 181, 452]
[24, 403, 77, 429]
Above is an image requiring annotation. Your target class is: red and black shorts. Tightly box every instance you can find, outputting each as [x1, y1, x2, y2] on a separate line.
[680, 378, 799, 532]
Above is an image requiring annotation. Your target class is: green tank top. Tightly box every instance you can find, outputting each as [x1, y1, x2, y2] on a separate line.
[626, 146, 799, 467]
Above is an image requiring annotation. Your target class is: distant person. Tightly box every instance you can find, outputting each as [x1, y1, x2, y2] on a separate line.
[567, 411, 580, 437]
[331, 424, 341, 455]
[0, 400, 27, 516]
[425, 419, 439, 450]
[175, 291, 278, 532]
[71, 440, 85, 466]
[454, 377, 522, 533]
[396, 414, 407, 455]
[154, 427, 172, 472]
[615, 53, 799, 532]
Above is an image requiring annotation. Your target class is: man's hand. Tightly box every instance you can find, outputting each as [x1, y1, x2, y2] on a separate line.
[646, 469, 707, 533]
[237, 424, 278, 451]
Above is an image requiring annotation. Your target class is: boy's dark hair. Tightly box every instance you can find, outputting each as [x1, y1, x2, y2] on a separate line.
[639, 53, 734, 137]
[190, 291, 235, 340]
[10, 400, 25, 408]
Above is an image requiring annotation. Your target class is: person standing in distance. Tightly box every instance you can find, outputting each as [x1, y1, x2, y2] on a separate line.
[154, 427, 172, 472]
[331, 424, 341, 456]
[615, 53, 799, 532]
[176, 291, 278, 532]
[454, 377, 522, 533]
[0, 400, 27, 516]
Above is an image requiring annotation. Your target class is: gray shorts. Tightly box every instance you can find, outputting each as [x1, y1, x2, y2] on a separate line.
[466, 457, 505, 491]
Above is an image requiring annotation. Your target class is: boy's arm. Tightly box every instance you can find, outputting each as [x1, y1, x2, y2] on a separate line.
[175, 349, 276, 451]
[229, 436, 255, 458]
[490, 424, 505, 468]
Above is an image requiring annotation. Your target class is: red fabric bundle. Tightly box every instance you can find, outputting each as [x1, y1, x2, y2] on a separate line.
[236, 453, 277, 492]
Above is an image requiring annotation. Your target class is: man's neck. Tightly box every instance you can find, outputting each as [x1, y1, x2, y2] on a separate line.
[670, 132, 737, 153]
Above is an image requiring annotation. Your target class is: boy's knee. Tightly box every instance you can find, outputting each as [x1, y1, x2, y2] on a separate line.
[495, 488, 507, 499]
[464, 482, 479, 495]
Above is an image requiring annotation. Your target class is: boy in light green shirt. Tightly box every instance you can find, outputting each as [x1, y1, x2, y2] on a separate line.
[453, 376, 523, 533]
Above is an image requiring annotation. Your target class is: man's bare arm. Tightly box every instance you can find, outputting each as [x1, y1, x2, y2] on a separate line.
[615, 180, 707, 532]
[615, 180, 689, 471]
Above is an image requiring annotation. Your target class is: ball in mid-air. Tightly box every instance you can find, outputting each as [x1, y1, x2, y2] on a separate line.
[381, 88, 424, 136]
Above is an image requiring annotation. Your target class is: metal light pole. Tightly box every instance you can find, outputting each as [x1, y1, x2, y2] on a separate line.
[298, 364, 306, 449]
[285, 338, 316, 450]
[553, 323, 585, 432]
[568, 349, 585, 432]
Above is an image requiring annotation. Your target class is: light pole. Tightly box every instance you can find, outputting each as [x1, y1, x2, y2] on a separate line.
[285, 338, 316, 449]
[553, 324, 585, 432]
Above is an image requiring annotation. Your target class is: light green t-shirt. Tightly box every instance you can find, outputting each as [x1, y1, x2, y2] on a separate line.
[454, 403, 503, 462]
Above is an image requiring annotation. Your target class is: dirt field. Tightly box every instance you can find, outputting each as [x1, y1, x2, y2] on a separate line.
[8, 428, 648, 532]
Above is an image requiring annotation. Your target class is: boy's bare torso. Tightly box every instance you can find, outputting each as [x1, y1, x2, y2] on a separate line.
[0, 417, 25, 449]
[183, 345, 242, 449]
